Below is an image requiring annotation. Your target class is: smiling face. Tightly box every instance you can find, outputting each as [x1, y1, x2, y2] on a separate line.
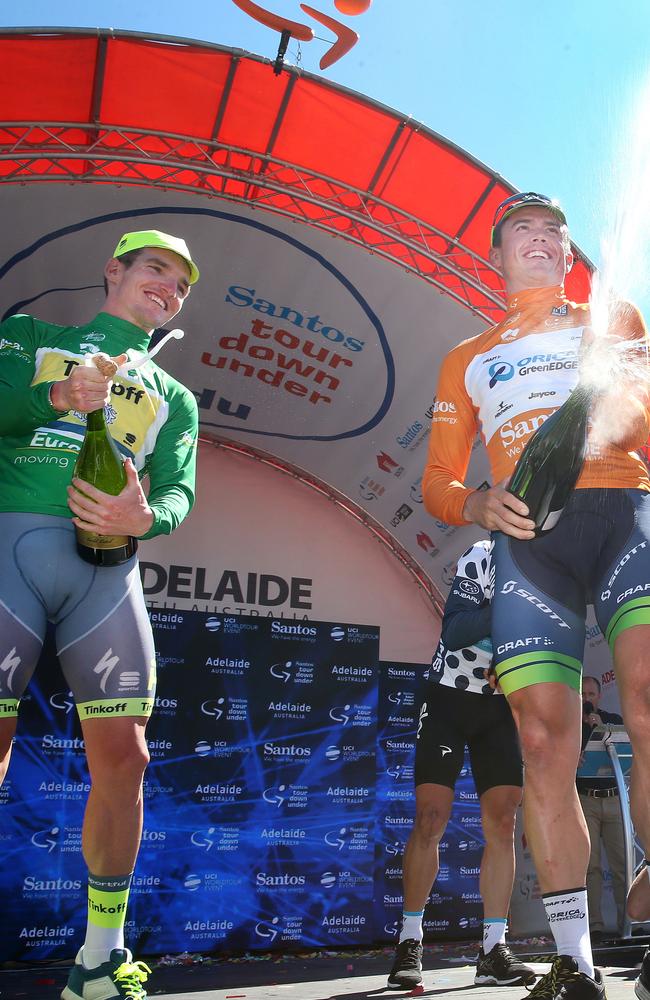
[489, 205, 573, 295]
[104, 247, 191, 333]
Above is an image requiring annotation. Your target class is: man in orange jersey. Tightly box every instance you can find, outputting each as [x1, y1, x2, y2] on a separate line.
[422, 191, 650, 1000]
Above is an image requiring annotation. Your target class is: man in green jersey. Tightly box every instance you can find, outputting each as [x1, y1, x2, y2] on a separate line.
[0, 229, 200, 1000]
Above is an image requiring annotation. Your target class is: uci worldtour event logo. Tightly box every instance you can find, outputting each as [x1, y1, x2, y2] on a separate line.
[338, 625, 379, 647]
[202, 614, 259, 637]
[320, 870, 373, 890]
[269, 659, 315, 685]
[329, 703, 374, 728]
[194, 736, 250, 761]
[184, 871, 244, 896]
[324, 743, 373, 764]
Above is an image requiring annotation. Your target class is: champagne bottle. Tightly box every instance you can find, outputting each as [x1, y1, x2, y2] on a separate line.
[508, 384, 593, 535]
[74, 406, 137, 566]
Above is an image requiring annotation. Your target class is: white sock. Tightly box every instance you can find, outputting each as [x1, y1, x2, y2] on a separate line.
[543, 887, 594, 979]
[483, 918, 507, 954]
[399, 910, 424, 943]
[81, 932, 126, 970]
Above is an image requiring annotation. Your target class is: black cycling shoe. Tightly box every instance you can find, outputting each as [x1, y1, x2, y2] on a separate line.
[387, 938, 423, 990]
[524, 955, 605, 1000]
[635, 946, 650, 1000]
[474, 943, 536, 986]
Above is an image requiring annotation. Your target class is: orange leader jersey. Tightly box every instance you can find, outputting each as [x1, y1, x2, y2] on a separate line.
[423, 284, 650, 526]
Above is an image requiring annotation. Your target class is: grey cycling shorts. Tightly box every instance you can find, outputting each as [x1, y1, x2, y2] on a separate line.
[0, 513, 156, 721]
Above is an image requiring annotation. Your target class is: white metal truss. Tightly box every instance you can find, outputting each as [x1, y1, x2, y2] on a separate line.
[0, 121, 507, 322]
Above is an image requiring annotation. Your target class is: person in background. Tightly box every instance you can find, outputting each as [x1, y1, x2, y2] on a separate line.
[387, 540, 535, 992]
[0, 230, 200, 1000]
[577, 676, 625, 943]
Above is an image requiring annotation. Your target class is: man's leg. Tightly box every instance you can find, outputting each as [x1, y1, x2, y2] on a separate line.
[0, 717, 17, 786]
[402, 783, 454, 912]
[479, 785, 522, 919]
[508, 682, 588, 888]
[80, 715, 150, 875]
[613, 627, 650, 865]
[507, 682, 594, 978]
[580, 794, 605, 934]
[628, 862, 650, 923]
[387, 783, 453, 990]
[76, 715, 149, 972]
[610, 625, 650, 998]
[473, 785, 535, 987]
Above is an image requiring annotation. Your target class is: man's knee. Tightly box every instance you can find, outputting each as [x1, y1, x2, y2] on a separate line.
[510, 694, 579, 769]
[411, 803, 451, 848]
[623, 699, 650, 747]
[481, 790, 520, 845]
[84, 720, 150, 781]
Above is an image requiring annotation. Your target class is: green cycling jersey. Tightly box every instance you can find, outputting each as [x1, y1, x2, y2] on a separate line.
[0, 311, 197, 538]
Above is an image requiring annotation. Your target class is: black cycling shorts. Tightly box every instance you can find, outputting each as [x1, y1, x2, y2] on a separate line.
[414, 682, 523, 796]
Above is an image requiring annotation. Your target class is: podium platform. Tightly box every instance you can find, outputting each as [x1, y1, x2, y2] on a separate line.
[0, 950, 645, 1000]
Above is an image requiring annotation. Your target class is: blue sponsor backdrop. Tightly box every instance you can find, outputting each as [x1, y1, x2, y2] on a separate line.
[1, 611, 483, 960]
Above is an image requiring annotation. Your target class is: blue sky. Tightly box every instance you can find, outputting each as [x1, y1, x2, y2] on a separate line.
[7, 0, 650, 295]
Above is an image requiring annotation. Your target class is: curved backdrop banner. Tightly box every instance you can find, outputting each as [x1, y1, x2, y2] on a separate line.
[0, 183, 490, 607]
